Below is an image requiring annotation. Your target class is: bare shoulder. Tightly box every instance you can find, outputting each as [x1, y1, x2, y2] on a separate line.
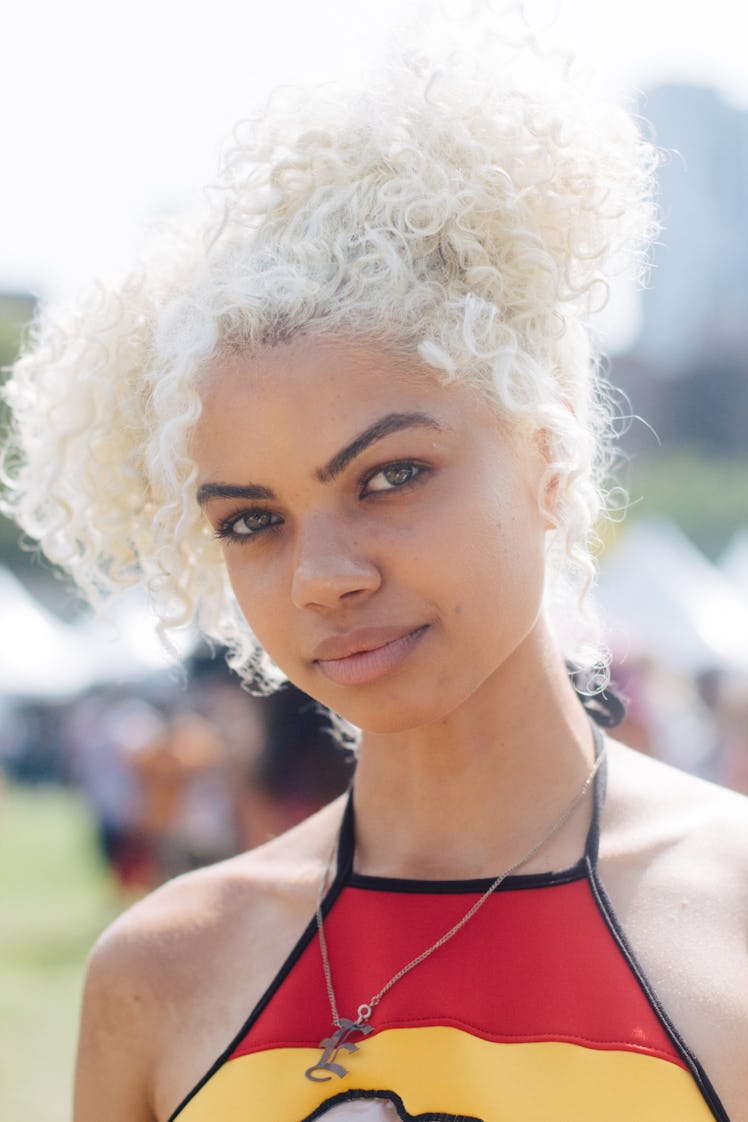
[603, 738, 748, 882]
[85, 791, 346, 1000]
[600, 740, 748, 976]
[75, 795, 346, 1122]
[600, 740, 748, 1121]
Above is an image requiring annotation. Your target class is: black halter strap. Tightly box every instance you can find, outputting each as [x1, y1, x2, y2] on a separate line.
[336, 716, 608, 881]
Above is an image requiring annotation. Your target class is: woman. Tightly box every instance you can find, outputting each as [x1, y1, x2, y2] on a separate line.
[3, 35, 747, 1122]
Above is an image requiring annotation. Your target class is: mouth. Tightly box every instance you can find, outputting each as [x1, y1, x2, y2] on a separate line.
[313, 625, 429, 687]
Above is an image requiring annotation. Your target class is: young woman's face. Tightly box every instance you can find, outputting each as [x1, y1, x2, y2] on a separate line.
[193, 336, 550, 732]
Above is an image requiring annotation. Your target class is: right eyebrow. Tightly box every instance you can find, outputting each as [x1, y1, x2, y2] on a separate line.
[196, 482, 275, 506]
[196, 410, 444, 507]
[316, 411, 443, 483]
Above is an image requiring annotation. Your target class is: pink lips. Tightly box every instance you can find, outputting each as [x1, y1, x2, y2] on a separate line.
[313, 626, 428, 687]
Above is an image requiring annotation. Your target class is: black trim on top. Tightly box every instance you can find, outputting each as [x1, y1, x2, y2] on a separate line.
[583, 722, 607, 868]
[165, 826, 354, 1122]
[168, 723, 613, 1120]
[338, 723, 605, 896]
[586, 856, 731, 1122]
[301, 1088, 482, 1122]
[345, 862, 587, 893]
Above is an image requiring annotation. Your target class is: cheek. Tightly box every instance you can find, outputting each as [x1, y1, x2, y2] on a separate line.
[224, 557, 287, 648]
[443, 493, 547, 621]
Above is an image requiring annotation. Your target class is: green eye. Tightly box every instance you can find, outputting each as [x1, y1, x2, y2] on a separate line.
[383, 464, 415, 486]
[365, 461, 423, 494]
[215, 508, 281, 542]
[234, 511, 275, 534]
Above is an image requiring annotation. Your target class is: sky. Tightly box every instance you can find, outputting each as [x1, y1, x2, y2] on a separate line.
[3, 0, 748, 348]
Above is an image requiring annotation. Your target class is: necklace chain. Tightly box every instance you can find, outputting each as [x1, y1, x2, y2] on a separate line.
[314, 743, 606, 1033]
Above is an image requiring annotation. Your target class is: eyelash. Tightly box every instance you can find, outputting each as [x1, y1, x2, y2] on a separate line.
[359, 459, 428, 496]
[213, 509, 282, 544]
[213, 459, 429, 545]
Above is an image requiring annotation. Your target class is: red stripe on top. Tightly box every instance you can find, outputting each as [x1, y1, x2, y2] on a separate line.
[231, 877, 685, 1069]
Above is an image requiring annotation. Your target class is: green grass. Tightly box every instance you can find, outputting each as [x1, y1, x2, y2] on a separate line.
[0, 782, 121, 1122]
[623, 452, 748, 559]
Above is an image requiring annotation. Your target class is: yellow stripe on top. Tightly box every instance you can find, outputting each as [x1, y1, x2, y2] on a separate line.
[174, 1026, 716, 1122]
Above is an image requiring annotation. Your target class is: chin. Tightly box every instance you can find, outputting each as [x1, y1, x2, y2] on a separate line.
[324, 688, 462, 737]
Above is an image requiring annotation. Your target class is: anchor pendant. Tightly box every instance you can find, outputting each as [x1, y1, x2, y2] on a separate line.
[304, 1015, 374, 1082]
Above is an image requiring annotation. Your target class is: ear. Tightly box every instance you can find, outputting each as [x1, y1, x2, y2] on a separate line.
[535, 429, 561, 530]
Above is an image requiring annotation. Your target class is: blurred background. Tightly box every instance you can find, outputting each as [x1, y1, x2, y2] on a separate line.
[1, 2, 747, 1119]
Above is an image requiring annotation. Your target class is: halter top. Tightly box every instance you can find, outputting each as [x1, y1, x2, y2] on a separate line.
[168, 745, 730, 1122]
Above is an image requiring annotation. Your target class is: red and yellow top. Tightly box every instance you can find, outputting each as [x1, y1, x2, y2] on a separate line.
[170, 775, 729, 1122]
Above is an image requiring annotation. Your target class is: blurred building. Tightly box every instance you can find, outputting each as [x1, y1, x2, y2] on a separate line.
[635, 84, 748, 371]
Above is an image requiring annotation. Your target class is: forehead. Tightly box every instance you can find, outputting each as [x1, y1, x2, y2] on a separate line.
[191, 335, 515, 487]
[200, 335, 433, 404]
[197, 336, 488, 437]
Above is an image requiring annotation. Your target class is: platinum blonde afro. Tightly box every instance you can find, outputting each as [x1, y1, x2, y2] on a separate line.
[1, 37, 658, 689]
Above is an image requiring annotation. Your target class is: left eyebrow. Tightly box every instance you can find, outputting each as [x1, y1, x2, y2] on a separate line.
[316, 412, 443, 483]
[196, 481, 275, 506]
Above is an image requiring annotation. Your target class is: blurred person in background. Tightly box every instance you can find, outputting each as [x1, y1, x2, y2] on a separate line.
[717, 677, 748, 794]
[65, 692, 164, 893]
[130, 709, 239, 884]
[240, 684, 354, 850]
[2, 10, 746, 1121]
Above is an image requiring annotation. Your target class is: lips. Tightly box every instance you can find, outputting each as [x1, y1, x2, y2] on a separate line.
[312, 625, 428, 687]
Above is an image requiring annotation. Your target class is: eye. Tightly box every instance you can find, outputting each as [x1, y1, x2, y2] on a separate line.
[214, 509, 282, 542]
[362, 460, 425, 495]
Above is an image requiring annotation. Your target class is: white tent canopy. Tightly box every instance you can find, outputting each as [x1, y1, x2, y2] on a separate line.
[598, 519, 748, 675]
[74, 587, 197, 682]
[0, 566, 95, 697]
[719, 530, 748, 606]
[0, 568, 196, 700]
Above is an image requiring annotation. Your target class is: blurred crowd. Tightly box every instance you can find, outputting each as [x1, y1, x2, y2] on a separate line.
[0, 651, 353, 894]
[1, 651, 747, 894]
[612, 658, 748, 792]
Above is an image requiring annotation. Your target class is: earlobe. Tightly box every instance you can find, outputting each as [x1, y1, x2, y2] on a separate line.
[539, 467, 561, 531]
[533, 429, 560, 530]
[535, 426, 555, 465]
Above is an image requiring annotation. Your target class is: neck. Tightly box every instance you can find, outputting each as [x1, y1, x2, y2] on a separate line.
[351, 633, 599, 880]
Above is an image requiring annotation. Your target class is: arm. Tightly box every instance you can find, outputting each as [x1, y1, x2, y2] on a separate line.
[73, 927, 159, 1122]
[72, 800, 344, 1121]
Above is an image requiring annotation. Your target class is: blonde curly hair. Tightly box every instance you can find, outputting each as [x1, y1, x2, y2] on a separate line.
[1, 41, 658, 690]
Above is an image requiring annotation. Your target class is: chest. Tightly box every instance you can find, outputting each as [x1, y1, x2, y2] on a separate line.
[167, 869, 730, 1121]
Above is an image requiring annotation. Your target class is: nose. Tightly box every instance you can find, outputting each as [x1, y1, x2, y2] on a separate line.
[291, 516, 381, 610]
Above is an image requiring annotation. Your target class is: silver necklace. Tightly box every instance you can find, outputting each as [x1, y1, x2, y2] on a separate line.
[304, 742, 606, 1083]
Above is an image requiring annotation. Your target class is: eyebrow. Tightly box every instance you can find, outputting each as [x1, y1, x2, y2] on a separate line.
[196, 481, 274, 506]
[316, 411, 443, 483]
[196, 410, 442, 506]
